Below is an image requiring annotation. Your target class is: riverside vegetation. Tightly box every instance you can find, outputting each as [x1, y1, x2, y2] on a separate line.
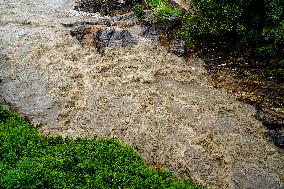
[0, 107, 202, 188]
[143, 0, 284, 78]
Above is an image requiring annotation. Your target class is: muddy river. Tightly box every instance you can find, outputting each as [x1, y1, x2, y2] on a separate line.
[0, 0, 283, 188]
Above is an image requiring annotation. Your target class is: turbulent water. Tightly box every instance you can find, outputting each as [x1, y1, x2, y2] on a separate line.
[0, 0, 284, 188]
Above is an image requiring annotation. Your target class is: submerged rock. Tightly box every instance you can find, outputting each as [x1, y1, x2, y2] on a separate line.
[139, 25, 160, 44]
[258, 107, 284, 129]
[266, 130, 284, 148]
[93, 28, 137, 50]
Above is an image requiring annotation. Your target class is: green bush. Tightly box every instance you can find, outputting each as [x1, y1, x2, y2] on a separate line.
[179, 0, 284, 63]
[0, 107, 202, 189]
[179, 0, 248, 42]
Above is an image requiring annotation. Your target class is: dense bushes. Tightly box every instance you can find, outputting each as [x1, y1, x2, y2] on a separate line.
[179, 0, 284, 64]
[0, 107, 202, 189]
[143, 0, 283, 69]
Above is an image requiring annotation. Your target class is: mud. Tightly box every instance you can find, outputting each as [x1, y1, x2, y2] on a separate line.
[0, 0, 284, 188]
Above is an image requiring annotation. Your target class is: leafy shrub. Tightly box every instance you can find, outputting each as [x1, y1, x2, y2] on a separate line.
[0, 107, 202, 189]
[179, 0, 248, 42]
[179, 0, 284, 64]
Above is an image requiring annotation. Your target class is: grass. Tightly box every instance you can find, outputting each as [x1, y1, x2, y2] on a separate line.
[0, 107, 202, 188]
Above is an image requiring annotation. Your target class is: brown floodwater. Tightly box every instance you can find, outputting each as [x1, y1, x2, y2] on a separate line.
[0, 0, 284, 188]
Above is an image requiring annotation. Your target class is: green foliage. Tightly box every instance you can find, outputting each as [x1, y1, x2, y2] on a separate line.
[179, 0, 284, 64]
[0, 107, 202, 189]
[145, 0, 182, 20]
[179, 0, 249, 41]
[132, 4, 145, 20]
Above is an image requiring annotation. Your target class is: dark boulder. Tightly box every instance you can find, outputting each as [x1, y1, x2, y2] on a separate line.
[139, 26, 160, 44]
[93, 28, 137, 52]
[265, 130, 284, 148]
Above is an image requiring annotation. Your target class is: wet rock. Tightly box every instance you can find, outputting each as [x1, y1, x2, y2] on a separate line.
[80, 19, 113, 26]
[69, 17, 114, 43]
[64, 18, 114, 30]
[139, 25, 160, 44]
[70, 25, 85, 43]
[139, 25, 185, 56]
[68, 11, 185, 55]
[258, 107, 284, 129]
[68, 13, 138, 53]
[93, 28, 137, 52]
[74, 0, 133, 15]
[169, 38, 185, 57]
[266, 130, 284, 148]
[64, 13, 135, 28]
[74, 0, 110, 14]
[113, 12, 136, 22]
[139, 16, 181, 41]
